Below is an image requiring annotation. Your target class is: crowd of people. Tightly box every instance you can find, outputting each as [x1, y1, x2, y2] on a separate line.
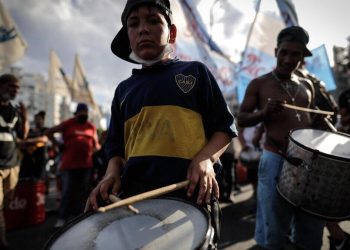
[1, 0, 350, 249]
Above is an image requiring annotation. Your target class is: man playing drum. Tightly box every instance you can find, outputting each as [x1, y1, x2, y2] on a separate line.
[237, 26, 325, 250]
[85, 0, 237, 248]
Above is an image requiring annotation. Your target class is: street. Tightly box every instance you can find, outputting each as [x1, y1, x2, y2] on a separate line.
[6, 183, 350, 250]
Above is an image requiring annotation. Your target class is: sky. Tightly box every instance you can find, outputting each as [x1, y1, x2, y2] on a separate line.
[3, 0, 350, 111]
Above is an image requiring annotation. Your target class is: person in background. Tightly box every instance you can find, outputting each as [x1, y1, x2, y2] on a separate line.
[0, 74, 29, 249]
[237, 125, 263, 200]
[84, 0, 236, 247]
[236, 26, 326, 249]
[19, 111, 49, 180]
[325, 88, 350, 250]
[45, 103, 100, 228]
[337, 88, 350, 133]
[218, 139, 235, 203]
[295, 60, 339, 129]
[91, 130, 108, 188]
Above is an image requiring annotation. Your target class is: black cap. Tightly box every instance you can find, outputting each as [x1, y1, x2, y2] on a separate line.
[277, 26, 312, 57]
[75, 103, 88, 113]
[111, 0, 172, 63]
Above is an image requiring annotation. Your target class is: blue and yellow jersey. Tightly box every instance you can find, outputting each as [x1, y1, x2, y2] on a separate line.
[105, 60, 236, 189]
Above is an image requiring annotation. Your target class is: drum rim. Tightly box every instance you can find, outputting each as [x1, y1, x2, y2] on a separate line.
[43, 196, 212, 250]
[276, 185, 350, 222]
[289, 128, 350, 162]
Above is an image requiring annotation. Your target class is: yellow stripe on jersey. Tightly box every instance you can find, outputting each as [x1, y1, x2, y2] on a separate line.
[124, 105, 206, 160]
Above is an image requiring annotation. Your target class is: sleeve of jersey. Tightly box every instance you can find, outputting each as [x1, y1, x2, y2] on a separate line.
[198, 63, 237, 139]
[104, 90, 125, 161]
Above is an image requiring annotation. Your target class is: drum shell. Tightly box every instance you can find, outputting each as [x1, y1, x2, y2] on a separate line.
[277, 129, 350, 221]
[4, 180, 46, 229]
[44, 197, 213, 250]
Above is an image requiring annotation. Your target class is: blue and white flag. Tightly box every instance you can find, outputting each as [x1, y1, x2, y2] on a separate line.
[276, 0, 299, 26]
[305, 45, 337, 91]
[172, 0, 237, 100]
[236, 1, 285, 103]
[182, 0, 257, 63]
[0, 0, 27, 70]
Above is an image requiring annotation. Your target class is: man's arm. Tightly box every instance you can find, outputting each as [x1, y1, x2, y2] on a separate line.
[44, 123, 64, 146]
[17, 102, 29, 139]
[237, 78, 285, 128]
[93, 128, 101, 151]
[236, 80, 265, 127]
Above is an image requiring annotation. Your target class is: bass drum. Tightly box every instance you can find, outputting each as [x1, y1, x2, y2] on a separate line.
[277, 128, 350, 221]
[44, 198, 213, 250]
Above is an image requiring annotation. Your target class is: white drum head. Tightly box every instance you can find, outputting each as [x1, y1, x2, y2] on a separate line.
[48, 198, 209, 250]
[290, 129, 350, 159]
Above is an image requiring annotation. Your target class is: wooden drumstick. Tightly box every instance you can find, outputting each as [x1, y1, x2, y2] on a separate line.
[109, 194, 139, 214]
[282, 103, 334, 116]
[323, 117, 338, 132]
[98, 180, 190, 213]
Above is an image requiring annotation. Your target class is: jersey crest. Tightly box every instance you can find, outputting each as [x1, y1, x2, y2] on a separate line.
[175, 74, 196, 93]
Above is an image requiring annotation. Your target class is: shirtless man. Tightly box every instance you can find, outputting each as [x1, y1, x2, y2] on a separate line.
[237, 26, 325, 250]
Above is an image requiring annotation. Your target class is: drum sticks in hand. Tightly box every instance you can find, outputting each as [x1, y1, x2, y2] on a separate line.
[98, 180, 190, 213]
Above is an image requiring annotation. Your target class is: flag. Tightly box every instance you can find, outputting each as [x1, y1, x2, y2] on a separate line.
[182, 0, 257, 63]
[71, 54, 96, 106]
[236, 1, 285, 103]
[47, 50, 71, 126]
[276, 0, 299, 26]
[0, 0, 27, 70]
[305, 45, 337, 91]
[171, 0, 238, 103]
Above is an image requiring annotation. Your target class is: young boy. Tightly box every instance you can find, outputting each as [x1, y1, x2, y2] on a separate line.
[85, 0, 236, 246]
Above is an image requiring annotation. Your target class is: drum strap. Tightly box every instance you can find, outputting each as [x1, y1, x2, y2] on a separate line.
[265, 135, 304, 167]
[206, 198, 221, 249]
[265, 135, 286, 154]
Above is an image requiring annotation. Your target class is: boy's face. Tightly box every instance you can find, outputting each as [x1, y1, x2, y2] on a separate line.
[126, 5, 174, 61]
[274, 41, 304, 76]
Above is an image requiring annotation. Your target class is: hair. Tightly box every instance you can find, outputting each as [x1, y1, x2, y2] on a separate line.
[0, 74, 19, 86]
[35, 111, 46, 119]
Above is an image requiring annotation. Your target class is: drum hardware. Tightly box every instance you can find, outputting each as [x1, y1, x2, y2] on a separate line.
[281, 153, 313, 172]
[98, 180, 190, 213]
[277, 128, 350, 221]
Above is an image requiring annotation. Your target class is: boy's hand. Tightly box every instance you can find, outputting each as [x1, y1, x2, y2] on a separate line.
[84, 174, 121, 212]
[186, 157, 219, 205]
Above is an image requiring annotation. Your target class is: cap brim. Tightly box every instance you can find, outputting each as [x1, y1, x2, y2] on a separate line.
[111, 26, 139, 64]
[305, 48, 313, 57]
